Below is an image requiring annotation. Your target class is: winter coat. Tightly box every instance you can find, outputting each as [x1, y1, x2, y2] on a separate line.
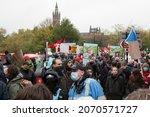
[125, 80, 146, 97]
[7, 77, 24, 99]
[68, 78, 105, 100]
[20, 67, 36, 84]
[105, 74, 126, 100]
[143, 71, 150, 88]
[0, 60, 4, 72]
[0, 69, 7, 84]
[0, 81, 9, 100]
[43, 68, 70, 100]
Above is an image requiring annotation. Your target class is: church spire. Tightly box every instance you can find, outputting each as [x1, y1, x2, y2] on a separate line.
[55, 2, 58, 14]
[52, 3, 61, 26]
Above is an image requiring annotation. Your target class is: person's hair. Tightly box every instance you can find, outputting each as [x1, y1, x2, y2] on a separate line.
[131, 68, 145, 82]
[7, 65, 19, 80]
[121, 60, 127, 66]
[125, 89, 150, 100]
[111, 66, 118, 71]
[111, 60, 117, 67]
[52, 58, 61, 66]
[86, 66, 93, 71]
[15, 84, 53, 100]
[52, 59, 56, 65]
[5, 50, 9, 54]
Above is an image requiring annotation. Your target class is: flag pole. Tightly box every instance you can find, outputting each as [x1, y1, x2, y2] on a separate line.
[138, 58, 144, 77]
[46, 42, 48, 61]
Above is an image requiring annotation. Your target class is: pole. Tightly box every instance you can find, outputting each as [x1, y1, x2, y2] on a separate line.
[94, 32, 96, 43]
[45, 42, 48, 61]
[138, 58, 144, 77]
[126, 48, 128, 62]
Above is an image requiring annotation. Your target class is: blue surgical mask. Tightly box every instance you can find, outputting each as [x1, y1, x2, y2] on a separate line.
[71, 72, 80, 81]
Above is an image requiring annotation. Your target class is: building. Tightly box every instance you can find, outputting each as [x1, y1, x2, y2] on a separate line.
[81, 26, 108, 46]
[52, 3, 61, 26]
[51, 3, 108, 46]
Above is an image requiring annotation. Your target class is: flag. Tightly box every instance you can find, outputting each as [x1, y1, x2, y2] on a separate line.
[125, 27, 141, 59]
[48, 39, 63, 48]
[56, 39, 63, 44]
[125, 27, 137, 42]
[103, 47, 109, 53]
[48, 44, 56, 48]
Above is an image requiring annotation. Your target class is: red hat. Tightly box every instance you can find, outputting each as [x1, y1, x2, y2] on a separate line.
[35, 77, 43, 84]
[75, 57, 81, 63]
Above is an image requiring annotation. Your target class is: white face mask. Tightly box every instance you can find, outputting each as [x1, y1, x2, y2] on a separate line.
[71, 72, 80, 81]
[143, 67, 148, 72]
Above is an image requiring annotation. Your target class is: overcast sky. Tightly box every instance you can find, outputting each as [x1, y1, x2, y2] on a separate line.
[0, 0, 150, 34]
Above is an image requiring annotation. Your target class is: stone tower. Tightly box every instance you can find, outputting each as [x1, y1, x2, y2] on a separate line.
[52, 3, 60, 26]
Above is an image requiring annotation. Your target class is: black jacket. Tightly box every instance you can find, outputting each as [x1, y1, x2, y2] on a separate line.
[105, 74, 126, 100]
[0, 81, 9, 100]
[20, 68, 36, 84]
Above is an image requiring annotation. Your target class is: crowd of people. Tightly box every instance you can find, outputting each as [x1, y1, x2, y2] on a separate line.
[0, 50, 150, 100]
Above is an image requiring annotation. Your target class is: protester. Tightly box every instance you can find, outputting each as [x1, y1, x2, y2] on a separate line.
[68, 64, 105, 100]
[0, 56, 4, 72]
[98, 59, 110, 90]
[0, 80, 9, 100]
[43, 58, 70, 100]
[125, 68, 146, 97]
[119, 60, 131, 87]
[23, 56, 35, 71]
[86, 56, 100, 80]
[63, 59, 74, 89]
[44, 69, 62, 100]
[142, 63, 150, 88]
[85, 66, 95, 79]
[127, 59, 135, 71]
[7, 65, 32, 99]
[0, 56, 7, 83]
[147, 56, 150, 70]
[20, 61, 36, 84]
[4, 50, 12, 65]
[105, 66, 126, 100]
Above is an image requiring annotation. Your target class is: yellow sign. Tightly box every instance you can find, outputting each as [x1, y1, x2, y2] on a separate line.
[71, 46, 77, 53]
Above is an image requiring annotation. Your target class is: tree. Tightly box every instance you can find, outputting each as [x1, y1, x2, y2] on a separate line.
[112, 24, 125, 43]
[39, 18, 52, 28]
[52, 18, 80, 43]
[0, 28, 6, 41]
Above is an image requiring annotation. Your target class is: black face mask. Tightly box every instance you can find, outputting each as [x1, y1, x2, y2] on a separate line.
[90, 61, 94, 64]
[66, 66, 72, 71]
[53, 66, 63, 76]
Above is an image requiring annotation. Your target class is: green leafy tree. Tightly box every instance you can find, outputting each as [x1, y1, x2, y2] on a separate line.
[52, 18, 80, 43]
[0, 28, 6, 41]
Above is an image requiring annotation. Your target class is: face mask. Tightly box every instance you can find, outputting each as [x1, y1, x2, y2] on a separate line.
[53, 66, 64, 76]
[143, 67, 148, 72]
[90, 61, 94, 64]
[54, 66, 63, 73]
[71, 72, 80, 81]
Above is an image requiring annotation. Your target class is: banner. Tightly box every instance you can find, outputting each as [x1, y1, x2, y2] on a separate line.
[83, 43, 98, 56]
[109, 46, 124, 57]
[125, 27, 141, 59]
[128, 41, 141, 59]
